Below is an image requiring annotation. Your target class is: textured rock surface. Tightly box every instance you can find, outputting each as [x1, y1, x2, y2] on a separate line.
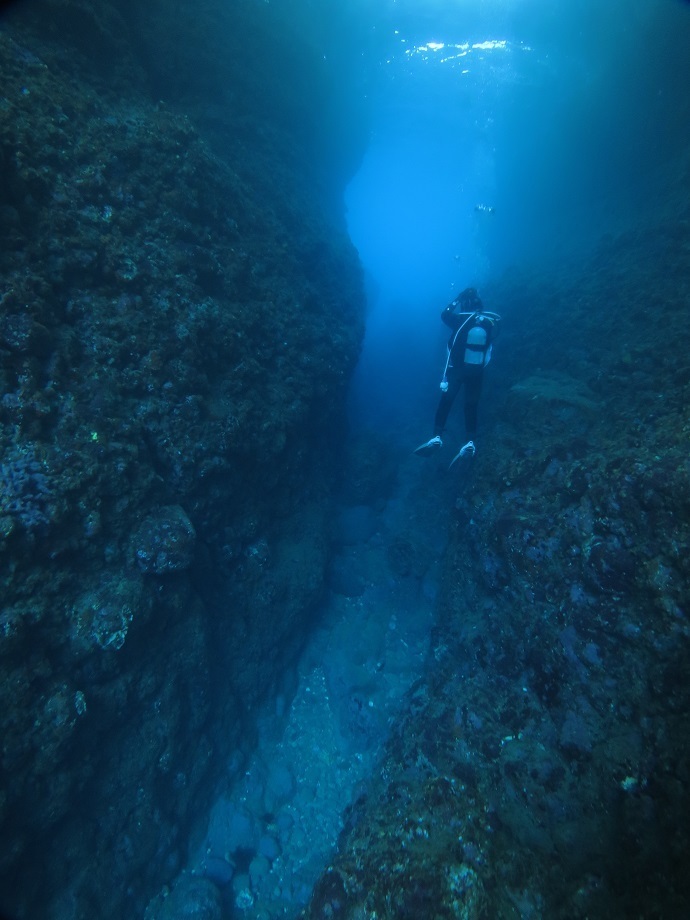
[302, 217, 690, 918]
[0, 1, 366, 917]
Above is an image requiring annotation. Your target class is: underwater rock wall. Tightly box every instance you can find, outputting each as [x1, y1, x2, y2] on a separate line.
[302, 214, 690, 918]
[0, 1, 365, 917]
[121, 0, 369, 210]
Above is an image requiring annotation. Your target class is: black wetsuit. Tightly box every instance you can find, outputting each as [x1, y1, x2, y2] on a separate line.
[433, 306, 499, 440]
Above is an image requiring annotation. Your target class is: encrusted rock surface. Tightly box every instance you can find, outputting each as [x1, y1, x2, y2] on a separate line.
[302, 218, 690, 918]
[0, 1, 366, 917]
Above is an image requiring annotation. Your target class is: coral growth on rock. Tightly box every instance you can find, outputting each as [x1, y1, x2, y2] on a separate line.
[0, 1, 366, 917]
[303, 220, 690, 918]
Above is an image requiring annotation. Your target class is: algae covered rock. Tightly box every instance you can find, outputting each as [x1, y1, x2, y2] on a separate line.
[132, 504, 197, 575]
[71, 570, 149, 654]
[0, 1, 366, 917]
[145, 873, 222, 920]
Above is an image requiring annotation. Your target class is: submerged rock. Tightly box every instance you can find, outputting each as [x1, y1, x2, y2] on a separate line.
[0, 1, 366, 917]
[145, 873, 221, 920]
[132, 505, 197, 575]
[304, 221, 690, 919]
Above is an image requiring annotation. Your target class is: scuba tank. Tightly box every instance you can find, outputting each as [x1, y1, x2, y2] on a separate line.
[464, 323, 490, 365]
[440, 311, 500, 390]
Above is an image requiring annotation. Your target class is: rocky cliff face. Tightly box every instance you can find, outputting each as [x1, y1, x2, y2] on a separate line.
[302, 210, 690, 918]
[0, 1, 366, 917]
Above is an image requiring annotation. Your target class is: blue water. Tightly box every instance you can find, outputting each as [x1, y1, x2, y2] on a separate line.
[2, 0, 690, 917]
[346, 0, 690, 432]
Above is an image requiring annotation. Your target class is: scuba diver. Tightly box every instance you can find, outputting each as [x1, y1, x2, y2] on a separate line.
[414, 287, 501, 467]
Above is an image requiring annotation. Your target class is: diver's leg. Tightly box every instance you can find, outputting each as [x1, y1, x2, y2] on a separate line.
[463, 367, 483, 440]
[415, 371, 462, 455]
[433, 370, 463, 437]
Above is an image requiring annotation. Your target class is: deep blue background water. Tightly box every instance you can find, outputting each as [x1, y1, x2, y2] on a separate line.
[346, 0, 690, 433]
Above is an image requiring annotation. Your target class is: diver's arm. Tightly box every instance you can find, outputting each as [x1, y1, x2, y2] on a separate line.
[441, 303, 475, 330]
